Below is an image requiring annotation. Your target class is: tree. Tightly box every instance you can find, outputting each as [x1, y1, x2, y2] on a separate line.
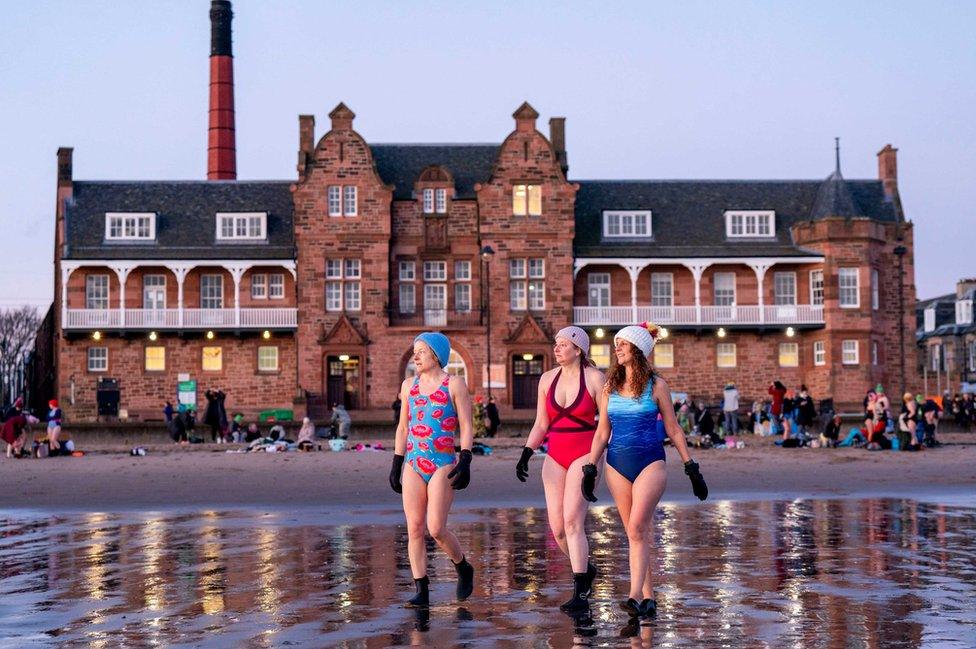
[0, 306, 41, 405]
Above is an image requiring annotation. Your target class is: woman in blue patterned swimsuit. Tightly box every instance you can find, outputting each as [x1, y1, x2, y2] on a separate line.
[389, 332, 475, 608]
[581, 322, 708, 619]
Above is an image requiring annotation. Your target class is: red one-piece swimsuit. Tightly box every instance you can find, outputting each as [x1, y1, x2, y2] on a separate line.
[545, 368, 598, 470]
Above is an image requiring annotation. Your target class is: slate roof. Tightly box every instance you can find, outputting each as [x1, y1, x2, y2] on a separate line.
[810, 170, 861, 219]
[916, 292, 975, 341]
[64, 181, 295, 260]
[369, 144, 500, 200]
[573, 179, 898, 258]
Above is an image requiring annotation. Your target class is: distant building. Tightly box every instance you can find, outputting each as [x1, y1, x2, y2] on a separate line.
[916, 279, 976, 394]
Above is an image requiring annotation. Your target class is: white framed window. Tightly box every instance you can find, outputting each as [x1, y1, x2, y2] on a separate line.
[251, 273, 267, 299]
[968, 340, 976, 372]
[422, 188, 434, 214]
[423, 261, 447, 281]
[842, 340, 859, 365]
[810, 270, 824, 306]
[725, 210, 775, 238]
[105, 212, 155, 241]
[813, 341, 826, 366]
[143, 274, 166, 309]
[714, 272, 736, 306]
[651, 273, 673, 307]
[717, 343, 737, 368]
[435, 188, 447, 213]
[774, 272, 797, 306]
[86, 275, 109, 309]
[528, 280, 545, 310]
[328, 186, 342, 216]
[513, 184, 542, 216]
[924, 307, 936, 332]
[930, 344, 942, 372]
[202, 346, 222, 372]
[399, 261, 416, 281]
[603, 211, 653, 239]
[216, 212, 266, 240]
[399, 284, 416, 314]
[325, 282, 342, 311]
[528, 259, 545, 279]
[88, 347, 108, 372]
[779, 342, 799, 367]
[268, 273, 284, 299]
[200, 274, 223, 309]
[509, 259, 527, 279]
[344, 259, 361, 279]
[871, 269, 880, 311]
[839, 268, 859, 308]
[145, 346, 165, 371]
[344, 282, 361, 311]
[590, 344, 611, 369]
[325, 260, 342, 279]
[454, 261, 471, 281]
[654, 343, 674, 368]
[424, 283, 447, 315]
[956, 300, 973, 325]
[588, 273, 611, 307]
[872, 341, 879, 366]
[455, 283, 471, 312]
[258, 346, 279, 372]
[343, 186, 357, 216]
[510, 281, 527, 310]
[324, 258, 361, 311]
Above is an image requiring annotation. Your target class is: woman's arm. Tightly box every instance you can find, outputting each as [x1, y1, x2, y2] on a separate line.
[522, 370, 556, 450]
[586, 389, 612, 465]
[450, 376, 475, 452]
[393, 379, 411, 455]
[655, 378, 693, 463]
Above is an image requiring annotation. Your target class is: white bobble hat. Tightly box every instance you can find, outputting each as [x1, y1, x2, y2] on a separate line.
[614, 322, 660, 357]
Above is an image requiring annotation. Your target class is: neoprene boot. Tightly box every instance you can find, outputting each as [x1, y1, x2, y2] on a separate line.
[454, 557, 474, 601]
[406, 575, 430, 608]
[559, 572, 591, 612]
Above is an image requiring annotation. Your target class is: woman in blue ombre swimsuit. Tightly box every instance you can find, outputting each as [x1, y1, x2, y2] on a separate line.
[581, 322, 708, 619]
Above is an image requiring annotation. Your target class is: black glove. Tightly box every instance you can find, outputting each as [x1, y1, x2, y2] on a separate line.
[448, 449, 473, 490]
[581, 463, 598, 502]
[515, 446, 534, 482]
[390, 454, 405, 494]
[684, 460, 708, 501]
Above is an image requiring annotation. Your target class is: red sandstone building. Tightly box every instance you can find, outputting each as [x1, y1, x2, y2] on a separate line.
[41, 1, 920, 422]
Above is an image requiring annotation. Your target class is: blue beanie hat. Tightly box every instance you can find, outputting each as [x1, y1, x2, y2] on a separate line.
[414, 332, 451, 368]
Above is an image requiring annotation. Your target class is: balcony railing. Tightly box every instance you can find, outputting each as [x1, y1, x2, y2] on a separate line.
[389, 308, 484, 329]
[574, 304, 824, 327]
[63, 308, 297, 330]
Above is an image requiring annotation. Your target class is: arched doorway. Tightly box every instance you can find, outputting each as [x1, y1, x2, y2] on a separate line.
[405, 350, 469, 381]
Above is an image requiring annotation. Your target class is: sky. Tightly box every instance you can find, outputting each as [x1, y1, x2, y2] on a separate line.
[1, 0, 974, 309]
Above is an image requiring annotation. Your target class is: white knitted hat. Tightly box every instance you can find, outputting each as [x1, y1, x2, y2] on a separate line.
[614, 322, 660, 357]
[555, 325, 590, 355]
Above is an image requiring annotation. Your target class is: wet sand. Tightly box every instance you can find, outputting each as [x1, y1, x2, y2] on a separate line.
[1, 434, 974, 511]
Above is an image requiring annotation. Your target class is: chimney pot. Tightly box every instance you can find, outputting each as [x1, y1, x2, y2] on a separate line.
[549, 117, 568, 176]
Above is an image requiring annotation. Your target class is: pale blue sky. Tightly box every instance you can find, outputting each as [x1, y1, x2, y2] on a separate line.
[1, 0, 974, 308]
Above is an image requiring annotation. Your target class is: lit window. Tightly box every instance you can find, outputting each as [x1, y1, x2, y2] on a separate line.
[842, 340, 859, 365]
[603, 211, 652, 239]
[258, 346, 279, 371]
[435, 188, 447, 213]
[774, 272, 797, 306]
[216, 212, 266, 240]
[343, 186, 357, 216]
[810, 270, 824, 306]
[839, 268, 859, 308]
[778, 342, 799, 367]
[725, 211, 775, 238]
[202, 346, 222, 371]
[399, 261, 416, 281]
[328, 186, 342, 216]
[251, 274, 267, 299]
[423, 189, 434, 214]
[105, 213, 156, 241]
[88, 347, 108, 372]
[654, 343, 674, 368]
[651, 273, 673, 307]
[588, 273, 610, 307]
[423, 261, 447, 281]
[717, 343, 737, 368]
[86, 275, 109, 309]
[813, 341, 825, 366]
[268, 274, 284, 299]
[513, 184, 542, 216]
[590, 344, 611, 369]
[145, 346, 165, 371]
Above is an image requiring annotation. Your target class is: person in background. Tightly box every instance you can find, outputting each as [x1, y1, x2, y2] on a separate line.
[230, 413, 245, 443]
[485, 396, 501, 438]
[2, 411, 36, 458]
[768, 382, 786, 436]
[203, 390, 220, 443]
[331, 403, 352, 438]
[4, 396, 24, 422]
[297, 416, 316, 450]
[47, 399, 63, 452]
[163, 400, 175, 423]
[820, 414, 842, 448]
[392, 396, 402, 425]
[722, 382, 739, 435]
[216, 389, 229, 443]
[795, 386, 817, 437]
[168, 409, 188, 444]
[919, 395, 942, 447]
[897, 394, 920, 451]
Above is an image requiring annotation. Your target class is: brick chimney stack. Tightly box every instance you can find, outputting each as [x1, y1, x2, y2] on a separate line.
[298, 114, 315, 178]
[549, 117, 568, 176]
[207, 0, 236, 180]
[877, 144, 902, 219]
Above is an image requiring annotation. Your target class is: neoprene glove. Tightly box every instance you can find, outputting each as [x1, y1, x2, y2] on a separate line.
[581, 463, 598, 502]
[390, 454, 405, 494]
[515, 446, 534, 482]
[449, 449, 473, 490]
[684, 459, 708, 501]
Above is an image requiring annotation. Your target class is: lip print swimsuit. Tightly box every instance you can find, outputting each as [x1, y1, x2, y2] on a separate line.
[545, 368, 597, 470]
[607, 378, 666, 483]
[406, 375, 458, 482]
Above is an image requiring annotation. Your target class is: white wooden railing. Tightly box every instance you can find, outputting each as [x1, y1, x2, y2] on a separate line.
[574, 304, 824, 326]
[64, 308, 298, 330]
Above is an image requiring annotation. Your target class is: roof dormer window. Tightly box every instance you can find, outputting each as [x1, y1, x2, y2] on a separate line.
[924, 307, 936, 332]
[105, 212, 155, 241]
[603, 211, 652, 239]
[422, 188, 448, 214]
[956, 299, 973, 325]
[725, 210, 775, 238]
[216, 212, 267, 241]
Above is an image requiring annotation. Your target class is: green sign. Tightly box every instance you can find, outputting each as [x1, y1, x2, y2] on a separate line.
[177, 379, 197, 412]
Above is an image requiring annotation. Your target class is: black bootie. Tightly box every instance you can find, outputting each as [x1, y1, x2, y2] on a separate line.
[559, 572, 591, 612]
[454, 556, 474, 601]
[406, 575, 430, 608]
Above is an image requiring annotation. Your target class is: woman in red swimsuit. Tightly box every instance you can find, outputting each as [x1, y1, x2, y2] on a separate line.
[516, 325, 605, 612]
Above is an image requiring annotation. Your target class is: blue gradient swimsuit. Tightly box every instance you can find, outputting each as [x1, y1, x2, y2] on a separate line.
[607, 379, 666, 482]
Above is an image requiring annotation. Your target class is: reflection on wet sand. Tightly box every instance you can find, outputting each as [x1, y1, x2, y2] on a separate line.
[0, 498, 974, 647]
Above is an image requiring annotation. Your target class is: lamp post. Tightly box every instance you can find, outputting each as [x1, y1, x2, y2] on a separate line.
[481, 245, 495, 402]
[894, 245, 907, 397]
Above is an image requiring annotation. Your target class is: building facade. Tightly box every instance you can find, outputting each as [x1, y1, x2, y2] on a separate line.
[916, 279, 976, 394]
[41, 2, 921, 422]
